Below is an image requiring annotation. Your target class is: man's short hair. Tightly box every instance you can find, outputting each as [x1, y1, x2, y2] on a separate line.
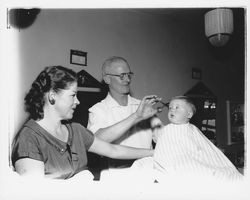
[102, 56, 129, 76]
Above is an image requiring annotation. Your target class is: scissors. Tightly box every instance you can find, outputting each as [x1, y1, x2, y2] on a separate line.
[156, 99, 169, 113]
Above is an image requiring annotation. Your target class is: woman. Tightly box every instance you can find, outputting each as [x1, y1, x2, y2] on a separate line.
[11, 65, 158, 179]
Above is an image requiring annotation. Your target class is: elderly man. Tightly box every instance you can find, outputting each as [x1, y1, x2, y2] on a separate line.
[87, 56, 162, 179]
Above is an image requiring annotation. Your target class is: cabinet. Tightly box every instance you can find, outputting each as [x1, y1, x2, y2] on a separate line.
[73, 69, 108, 126]
[189, 97, 217, 144]
[185, 81, 217, 144]
[72, 88, 107, 126]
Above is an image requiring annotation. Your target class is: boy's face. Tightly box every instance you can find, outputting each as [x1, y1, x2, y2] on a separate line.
[168, 99, 193, 124]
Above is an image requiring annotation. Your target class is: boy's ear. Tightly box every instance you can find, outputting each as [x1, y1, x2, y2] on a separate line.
[187, 111, 193, 119]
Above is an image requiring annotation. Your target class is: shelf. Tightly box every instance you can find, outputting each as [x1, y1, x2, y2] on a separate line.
[201, 124, 215, 129]
[77, 87, 101, 92]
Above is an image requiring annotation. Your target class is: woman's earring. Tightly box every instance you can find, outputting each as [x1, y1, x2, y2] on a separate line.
[49, 98, 55, 105]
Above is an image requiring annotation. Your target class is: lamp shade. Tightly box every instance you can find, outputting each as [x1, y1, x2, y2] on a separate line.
[205, 8, 233, 47]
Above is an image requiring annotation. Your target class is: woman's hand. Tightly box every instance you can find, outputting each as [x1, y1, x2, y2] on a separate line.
[135, 95, 161, 121]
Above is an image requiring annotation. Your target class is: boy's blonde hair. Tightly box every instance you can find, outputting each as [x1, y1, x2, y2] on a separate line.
[170, 96, 196, 115]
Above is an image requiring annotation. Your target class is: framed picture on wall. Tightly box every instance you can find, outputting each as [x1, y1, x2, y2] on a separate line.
[70, 49, 87, 66]
[226, 100, 244, 145]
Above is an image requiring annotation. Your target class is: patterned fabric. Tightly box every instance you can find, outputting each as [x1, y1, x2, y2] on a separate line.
[153, 123, 243, 181]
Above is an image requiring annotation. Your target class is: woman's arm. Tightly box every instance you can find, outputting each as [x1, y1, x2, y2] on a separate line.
[14, 158, 45, 177]
[88, 137, 154, 159]
[94, 95, 160, 142]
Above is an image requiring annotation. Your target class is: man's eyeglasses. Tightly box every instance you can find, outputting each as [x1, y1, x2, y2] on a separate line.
[105, 72, 134, 80]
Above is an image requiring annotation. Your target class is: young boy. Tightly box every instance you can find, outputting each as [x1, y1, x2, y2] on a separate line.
[153, 96, 243, 182]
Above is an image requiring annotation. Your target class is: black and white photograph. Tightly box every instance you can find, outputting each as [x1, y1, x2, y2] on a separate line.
[0, 0, 249, 199]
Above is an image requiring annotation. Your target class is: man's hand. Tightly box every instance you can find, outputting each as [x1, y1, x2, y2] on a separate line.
[135, 95, 161, 121]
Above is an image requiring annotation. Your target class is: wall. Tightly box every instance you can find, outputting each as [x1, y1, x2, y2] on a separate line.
[12, 9, 245, 146]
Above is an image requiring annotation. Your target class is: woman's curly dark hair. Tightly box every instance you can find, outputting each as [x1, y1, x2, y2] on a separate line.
[24, 66, 77, 120]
